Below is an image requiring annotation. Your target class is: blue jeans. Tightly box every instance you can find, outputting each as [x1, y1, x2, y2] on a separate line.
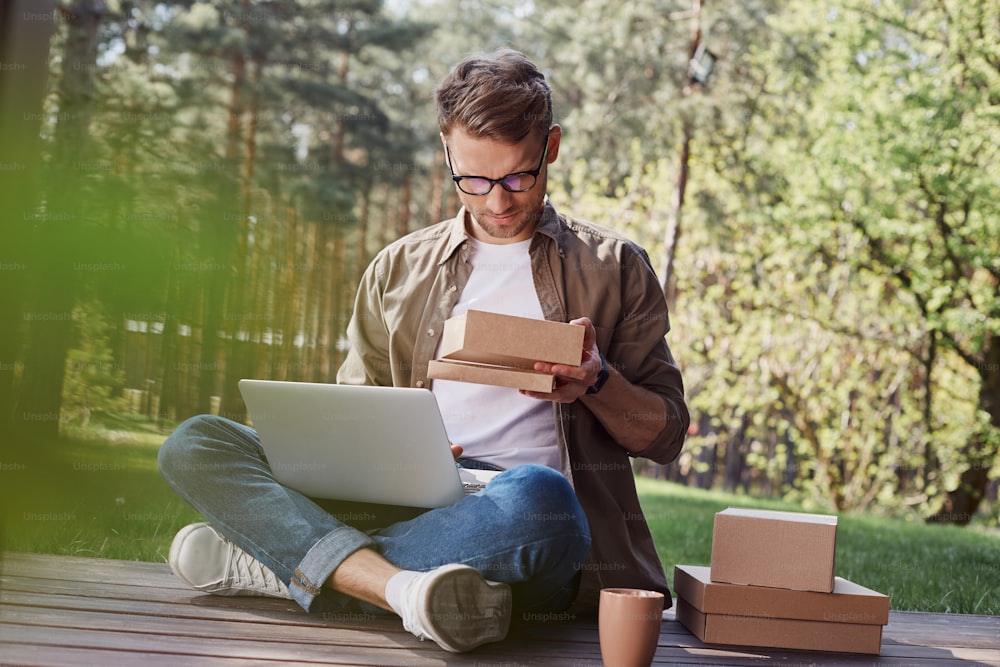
[158, 415, 591, 616]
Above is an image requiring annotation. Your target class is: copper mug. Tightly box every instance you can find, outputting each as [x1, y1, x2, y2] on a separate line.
[598, 588, 664, 667]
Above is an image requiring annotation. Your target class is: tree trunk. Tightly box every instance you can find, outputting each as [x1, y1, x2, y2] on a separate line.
[659, 0, 702, 305]
[379, 183, 393, 247]
[157, 250, 182, 424]
[316, 223, 332, 381]
[660, 120, 690, 307]
[328, 228, 347, 376]
[0, 0, 56, 437]
[279, 205, 299, 380]
[397, 169, 412, 238]
[304, 222, 323, 382]
[928, 334, 1000, 524]
[428, 148, 445, 224]
[196, 46, 245, 415]
[218, 58, 261, 422]
[16, 0, 102, 441]
[356, 186, 371, 283]
[722, 419, 745, 493]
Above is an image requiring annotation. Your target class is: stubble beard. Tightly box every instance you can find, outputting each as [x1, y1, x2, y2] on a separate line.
[467, 197, 546, 242]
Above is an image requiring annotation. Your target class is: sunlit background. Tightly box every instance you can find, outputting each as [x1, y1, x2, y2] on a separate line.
[1, 0, 997, 563]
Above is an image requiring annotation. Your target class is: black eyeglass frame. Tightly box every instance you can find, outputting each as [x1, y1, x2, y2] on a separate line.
[445, 129, 552, 196]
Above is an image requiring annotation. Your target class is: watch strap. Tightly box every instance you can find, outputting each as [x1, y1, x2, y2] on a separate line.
[586, 354, 609, 395]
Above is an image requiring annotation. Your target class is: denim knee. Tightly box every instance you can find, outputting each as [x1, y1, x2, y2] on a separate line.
[158, 414, 199, 467]
[501, 464, 592, 557]
[157, 414, 235, 486]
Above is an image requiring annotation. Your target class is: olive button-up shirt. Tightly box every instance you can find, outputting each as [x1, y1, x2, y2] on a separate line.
[338, 202, 689, 612]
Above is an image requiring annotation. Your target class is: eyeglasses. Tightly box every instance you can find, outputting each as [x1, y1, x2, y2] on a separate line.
[446, 130, 551, 196]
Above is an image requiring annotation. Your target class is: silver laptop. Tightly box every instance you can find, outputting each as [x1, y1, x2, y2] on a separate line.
[238, 379, 497, 508]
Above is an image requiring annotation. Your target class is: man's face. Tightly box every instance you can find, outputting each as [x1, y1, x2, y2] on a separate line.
[442, 126, 561, 244]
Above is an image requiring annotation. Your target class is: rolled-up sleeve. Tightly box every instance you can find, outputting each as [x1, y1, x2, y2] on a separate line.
[610, 245, 689, 464]
[337, 256, 390, 387]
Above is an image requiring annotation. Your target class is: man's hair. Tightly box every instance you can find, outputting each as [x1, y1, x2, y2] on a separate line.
[436, 49, 553, 143]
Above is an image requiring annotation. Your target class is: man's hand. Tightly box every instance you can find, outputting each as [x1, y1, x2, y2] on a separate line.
[520, 316, 604, 403]
[450, 442, 464, 460]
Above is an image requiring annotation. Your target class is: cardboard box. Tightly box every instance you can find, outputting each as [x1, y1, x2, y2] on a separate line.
[437, 310, 585, 367]
[674, 565, 888, 654]
[427, 359, 558, 393]
[427, 310, 585, 392]
[711, 508, 838, 593]
[674, 565, 889, 626]
[675, 597, 884, 655]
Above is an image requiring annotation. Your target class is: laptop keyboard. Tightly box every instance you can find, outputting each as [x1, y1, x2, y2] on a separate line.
[462, 481, 488, 495]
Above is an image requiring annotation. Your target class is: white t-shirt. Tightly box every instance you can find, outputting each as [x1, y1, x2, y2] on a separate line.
[431, 238, 560, 471]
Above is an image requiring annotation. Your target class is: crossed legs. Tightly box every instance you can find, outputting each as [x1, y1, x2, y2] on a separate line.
[158, 415, 591, 649]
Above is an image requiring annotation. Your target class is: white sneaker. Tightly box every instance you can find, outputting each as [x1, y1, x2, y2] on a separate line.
[168, 522, 291, 599]
[398, 564, 512, 653]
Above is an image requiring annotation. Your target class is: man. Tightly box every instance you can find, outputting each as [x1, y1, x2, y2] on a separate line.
[159, 49, 689, 654]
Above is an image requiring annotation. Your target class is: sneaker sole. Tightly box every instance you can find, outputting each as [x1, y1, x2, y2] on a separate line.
[167, 522, 213, 590]
[414, 564, 512, 653]
[167, 522, 290, 599]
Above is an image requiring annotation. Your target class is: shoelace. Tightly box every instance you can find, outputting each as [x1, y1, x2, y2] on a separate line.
[225, 548, 289, 596]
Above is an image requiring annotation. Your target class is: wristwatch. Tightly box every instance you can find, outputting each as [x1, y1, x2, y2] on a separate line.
[586, 354, 609, 395]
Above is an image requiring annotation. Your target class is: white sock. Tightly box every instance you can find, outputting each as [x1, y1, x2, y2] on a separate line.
[384, 569, 422, 617]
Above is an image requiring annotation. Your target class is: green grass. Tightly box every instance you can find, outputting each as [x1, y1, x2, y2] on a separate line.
[635, 476, 1000, 615]
[1, 419, 202, 562]
[3, 428, 998, 615]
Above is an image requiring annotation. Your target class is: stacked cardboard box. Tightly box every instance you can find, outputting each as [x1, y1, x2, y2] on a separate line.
[674, 508, 890, 655]
[427, 310, 584, 392]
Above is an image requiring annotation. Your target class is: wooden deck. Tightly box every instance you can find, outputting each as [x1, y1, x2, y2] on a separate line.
[2, 552, 998, 666]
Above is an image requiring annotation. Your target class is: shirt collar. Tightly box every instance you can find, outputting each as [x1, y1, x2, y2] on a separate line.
[440, 200, 565, 265]
[532, 200, 566, 252]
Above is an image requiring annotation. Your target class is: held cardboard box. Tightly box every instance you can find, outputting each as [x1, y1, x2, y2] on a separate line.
[437, 310, 585, 367]
[674, 565, 889, 655]
[427, 359, 559, 393]
[710, 508, 838, 593]
[427, 310, 585, 392]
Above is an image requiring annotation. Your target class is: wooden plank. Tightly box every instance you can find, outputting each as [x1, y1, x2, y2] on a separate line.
[1, 586, 317, 626]
[1, 603, 410, 648]
[1, 552, 183, 589]
[0, 588, 609, 662]
[0, 643, 320, 667]
[4, 620, 997, 667]
[0, 603, 592, 666]
[879, 612, 1000, 652]
[9, 584, 994, 664]
[3, 552, 999, 667]
[5, 598, 995, 667]
[13, 575, 992, 661]
[3, 619, 611, 667]
[1, 624, 449, 666]
[10, 548, 998, 646]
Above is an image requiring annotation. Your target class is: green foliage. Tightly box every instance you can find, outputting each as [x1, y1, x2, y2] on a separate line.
[6, 0, 997, 525]
[763, 0, 1000, 512]
[9, 0, 437, 431]
[545, 0, 999, 518]
[61, 298, 128, 427]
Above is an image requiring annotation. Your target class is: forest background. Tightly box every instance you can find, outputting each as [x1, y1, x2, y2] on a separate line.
[0, 0, 997, 527]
